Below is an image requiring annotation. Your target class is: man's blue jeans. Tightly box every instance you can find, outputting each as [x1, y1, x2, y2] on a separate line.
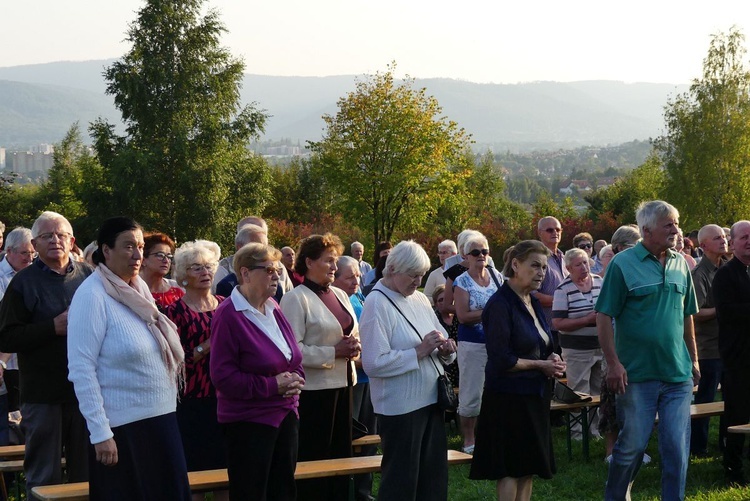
[605, 380, 692, 501]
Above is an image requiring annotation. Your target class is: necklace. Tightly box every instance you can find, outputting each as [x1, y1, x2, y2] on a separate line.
[183, 295, 216, 312]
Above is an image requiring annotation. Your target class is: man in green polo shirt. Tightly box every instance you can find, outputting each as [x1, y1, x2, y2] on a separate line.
[596, 200, 699, 501]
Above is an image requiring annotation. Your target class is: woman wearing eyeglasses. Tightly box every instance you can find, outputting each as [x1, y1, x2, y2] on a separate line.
[280, 233, 360, 500]
[210, 243, 304, 501]
[453, 231, 503, 454]
[141, 232, 184, 309]
[165, 240, 228, 501]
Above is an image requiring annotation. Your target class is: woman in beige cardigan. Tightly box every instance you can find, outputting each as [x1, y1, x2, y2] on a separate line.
[280, 233, 361, 501]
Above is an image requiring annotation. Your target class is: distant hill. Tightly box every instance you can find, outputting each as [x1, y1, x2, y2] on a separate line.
[0, 60, 689, 150]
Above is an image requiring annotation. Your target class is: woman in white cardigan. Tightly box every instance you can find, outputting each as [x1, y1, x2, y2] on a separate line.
[67, 217, 190, 501]
[279, 233, 360, 501]
[359, 240, 457, 501]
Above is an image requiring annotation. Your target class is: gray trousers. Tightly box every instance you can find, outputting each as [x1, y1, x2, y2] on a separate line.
[21, 402, 89, 499]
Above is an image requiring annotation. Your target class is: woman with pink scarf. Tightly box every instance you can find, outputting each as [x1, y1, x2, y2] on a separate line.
[68, 217, 190, 501]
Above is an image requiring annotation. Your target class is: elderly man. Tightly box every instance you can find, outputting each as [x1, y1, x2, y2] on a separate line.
[596, 200, 699, 501]
[0, 212, 92, 498]
[213, 215, 269, 288]
[423, 240, 458, 305]
[281, 246, 304, 286]
[713, 220, 750, 485]
[690, 224, 728, 457]
[351, 242, 372, 288]
[534, 216, 569, 347]
[0, 227, 36, 418]
[592, 239, 607, 274]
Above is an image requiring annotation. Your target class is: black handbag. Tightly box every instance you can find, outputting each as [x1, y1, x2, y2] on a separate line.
[372, 290, 458, 412]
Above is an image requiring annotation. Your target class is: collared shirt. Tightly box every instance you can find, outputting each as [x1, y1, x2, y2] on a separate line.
[691, 255, 726, 360]
[358, 260, 372, 288]
[35, 257, 75, 275]
[536, 246, 568, 328]
[596, 242, 698, 383]
[230, 287, 292, 361]
[0, 257, 15, 296]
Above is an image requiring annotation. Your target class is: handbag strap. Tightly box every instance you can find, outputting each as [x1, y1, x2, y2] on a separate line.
[486, 265, 502, 289]
[371, 289, 443, 377]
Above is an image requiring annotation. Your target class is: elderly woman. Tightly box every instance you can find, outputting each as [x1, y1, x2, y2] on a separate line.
[210, 243, 304, 501]
[453, 231, 503, 454]
[280, 233, 360, 500]
[470, 240, 566, 501]
[68, 217, 190, 500]
[598, 244, 615, 277]
[360, 240, 457, 500]
[552, 248, 604, 439]
[165, 240, 227, 501]
[141, 232, 184, 309]
[433, 284, 459, 388]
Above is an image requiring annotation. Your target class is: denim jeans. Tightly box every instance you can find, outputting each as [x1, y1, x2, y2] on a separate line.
[690, 358, 722, 455]
[605, 380, 692, 501]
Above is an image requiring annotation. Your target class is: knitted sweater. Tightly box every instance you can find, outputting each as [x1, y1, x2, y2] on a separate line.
[359, 282, 455, 416]
[67, 273, 177, 444]
[0, 259, 92, 403]
[280, 284, 359, 390]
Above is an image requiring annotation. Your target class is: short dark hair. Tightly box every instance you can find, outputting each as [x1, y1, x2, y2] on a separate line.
[295, 233, 344, 276]
[502, 240, 550, 278]
[573, 232, 593, 248]
[92, 217, 142, 266]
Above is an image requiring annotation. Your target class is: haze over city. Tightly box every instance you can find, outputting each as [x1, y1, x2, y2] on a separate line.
[4, 0, 748, 84]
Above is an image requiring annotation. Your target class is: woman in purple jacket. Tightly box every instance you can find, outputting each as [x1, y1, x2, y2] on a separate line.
[210, 243, 305, 501]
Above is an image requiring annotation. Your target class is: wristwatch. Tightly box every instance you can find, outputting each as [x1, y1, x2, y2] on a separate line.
[196, 346, 204, 354]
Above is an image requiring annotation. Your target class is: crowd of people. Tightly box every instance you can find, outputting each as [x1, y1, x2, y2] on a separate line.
[0, 200, 745, 500]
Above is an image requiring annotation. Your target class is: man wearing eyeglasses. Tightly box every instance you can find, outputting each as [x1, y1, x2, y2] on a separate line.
[0, 211, 92, 499]
[534, 216, 569, 349]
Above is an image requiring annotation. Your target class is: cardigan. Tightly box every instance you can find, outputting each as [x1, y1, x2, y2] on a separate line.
[67, 273, 177, 444]
[210, 296, 303, 427]
[482, 283, 554, 396]
[280, 284, 359, 391]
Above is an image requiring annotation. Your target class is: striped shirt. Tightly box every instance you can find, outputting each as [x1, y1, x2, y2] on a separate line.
[552, 275, 603, 349]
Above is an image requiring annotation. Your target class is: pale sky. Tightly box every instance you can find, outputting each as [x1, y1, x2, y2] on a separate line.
[3, 0, 748, 84]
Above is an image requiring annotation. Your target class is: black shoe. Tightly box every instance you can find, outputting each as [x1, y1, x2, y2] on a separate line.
[725, 468, 747, 487]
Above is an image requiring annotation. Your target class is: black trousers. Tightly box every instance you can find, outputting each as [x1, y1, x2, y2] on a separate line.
[222, 411, 299, 501]
[296, 387, 352, 500]
[722, 368, 750, 472]
[377, 404, 448, 501]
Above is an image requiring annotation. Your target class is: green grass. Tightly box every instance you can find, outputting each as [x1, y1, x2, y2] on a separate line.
[373, 417, 750, 500]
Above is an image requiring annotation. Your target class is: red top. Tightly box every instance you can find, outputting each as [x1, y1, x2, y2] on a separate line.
[152, 286, 185, 310]
[166, 296, 225, 399]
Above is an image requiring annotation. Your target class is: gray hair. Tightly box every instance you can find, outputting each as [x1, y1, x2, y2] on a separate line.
[0, 221, 5, 233]
[31, 211, 73, 238]
[382, 240, 431, 278]
[599, 244, 613, 260]
[564, 247, 589, 266]
[462, 232, 489, 255]
[730, 221, 750, 240]
[173, 240, 221, 284]
[456, 229, 481, 257]
[537, 216, 560, 231]
[335, 255, 359, 278]
[611, 225, 641, 253]
[5, 227, 32, 251]
[698, 224, 724, 245]
[351, 241, 364, 250]
[635, 200, 679, 235]
[235, 224, 267, 247]
[438, 239, 457, 253]
[236, 216, 267, 232]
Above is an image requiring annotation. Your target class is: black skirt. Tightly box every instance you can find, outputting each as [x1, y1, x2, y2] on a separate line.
[176, 396, 227, 471]
[469, 389, 556, 480]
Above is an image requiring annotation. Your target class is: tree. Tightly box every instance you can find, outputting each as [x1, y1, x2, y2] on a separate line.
[90, 0, 271, 248]
[309, 64, 471, 244]
[657, 27, 750, 228]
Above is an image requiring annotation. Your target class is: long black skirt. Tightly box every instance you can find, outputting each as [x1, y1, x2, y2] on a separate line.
[89, 412, 191, 501]
[470, 390, 556, 480]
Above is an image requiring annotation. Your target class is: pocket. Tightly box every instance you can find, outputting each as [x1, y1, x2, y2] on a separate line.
[671, 282, 687, 309]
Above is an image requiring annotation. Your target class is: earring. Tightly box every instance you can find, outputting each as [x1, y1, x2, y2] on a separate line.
[181, 280, 188, 286]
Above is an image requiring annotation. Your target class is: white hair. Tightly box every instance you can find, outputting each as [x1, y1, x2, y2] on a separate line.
[4, 227, 32, 251]
[438, 239, 457, 253]
[456, 229, 481, 257]
[599, 244, 613, 260]
[173, 240, 221, 284]
[462, 232, 489, 255]
[564, 247, 589, 267]
[382, 240, 431, 278]
[351, 241, 364, 250]
[635, 200, 679, 236]
[31, 211, 73, 238]
[235, 224, 267, 247]
[335, 255, 359, 278]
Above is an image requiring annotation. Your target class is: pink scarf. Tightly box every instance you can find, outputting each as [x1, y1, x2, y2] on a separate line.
[95, 264, 185, 383]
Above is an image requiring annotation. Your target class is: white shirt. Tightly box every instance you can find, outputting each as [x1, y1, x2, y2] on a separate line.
[230, 288, 292, 361]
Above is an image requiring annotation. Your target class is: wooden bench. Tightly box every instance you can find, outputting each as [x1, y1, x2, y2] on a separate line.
[351, 434, 380, 453]
[551, 395, 601, 461]
[32, 450, 473, 500]
[654, 401, 724, 422]
[0, 445, 26, 460]
[728, 424, 750, 434]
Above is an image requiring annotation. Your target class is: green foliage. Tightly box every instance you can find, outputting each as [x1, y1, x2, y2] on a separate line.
[585, 151, 666, 223]
[309, 63, 471, 244]
[89, 0, 271, 250]
[657, 27, 750, 228]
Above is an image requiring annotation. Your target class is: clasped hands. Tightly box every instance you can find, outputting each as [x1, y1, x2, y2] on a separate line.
[416, 330, 456, 359]
[276, 372, 305, 397]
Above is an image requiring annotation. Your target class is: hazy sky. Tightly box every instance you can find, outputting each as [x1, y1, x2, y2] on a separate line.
[4, 0, 748, 84]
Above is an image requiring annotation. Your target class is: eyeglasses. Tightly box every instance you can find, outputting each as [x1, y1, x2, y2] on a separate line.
[188, 263, 218, 273]
[578, 243, 593, 249]
[250, 265, 283, 275]
[148, 252, 173, 261]
[544, 228, 562, 234]
[15, 250, 37, 258]
[468, 249, 489, 257]
[36, 232, 72, 242]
